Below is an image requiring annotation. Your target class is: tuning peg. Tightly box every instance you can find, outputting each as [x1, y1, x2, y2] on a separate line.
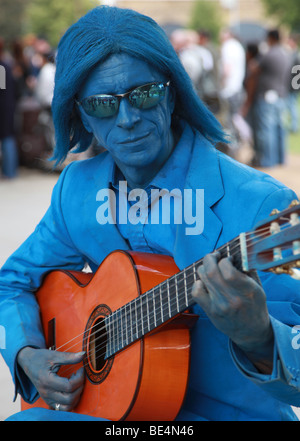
[289, 200, 300, 208]
[270, 208, 280, 216]
[270, 265, 296, 276]
[290, 213, 300, 226]
[290, 269, 300, 280]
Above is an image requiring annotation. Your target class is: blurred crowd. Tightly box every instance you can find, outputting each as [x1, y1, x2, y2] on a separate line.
[0, 25, 299, 180]
[170, 27, 300, 168]
[0, 35, 55, 179]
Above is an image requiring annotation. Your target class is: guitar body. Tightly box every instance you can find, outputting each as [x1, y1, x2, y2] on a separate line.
[21, 250, 193, 420]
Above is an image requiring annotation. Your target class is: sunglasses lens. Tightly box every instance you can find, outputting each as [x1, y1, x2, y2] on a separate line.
[79, 82, 169, 118]
[129, 83, 166, 109]
[81, 96, 119, 118]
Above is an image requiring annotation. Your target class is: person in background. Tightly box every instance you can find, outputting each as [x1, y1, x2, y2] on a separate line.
[35, 50, 56, 110]
[170, 29, 214, 101]
[197, 29, 221, 114]
[245, 29, 291, 167]
[219, 29, 246, 122]
[285, 34, 300, 133]
[0, 38, 18, 179]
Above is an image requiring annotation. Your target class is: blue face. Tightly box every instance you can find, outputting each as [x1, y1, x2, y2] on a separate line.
[78, 54, 175, 188]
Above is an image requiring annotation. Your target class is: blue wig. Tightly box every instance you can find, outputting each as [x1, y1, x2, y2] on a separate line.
[52, 6, 226, 163]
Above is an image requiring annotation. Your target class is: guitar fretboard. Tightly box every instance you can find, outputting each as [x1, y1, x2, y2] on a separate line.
[105, 237, 242, 358]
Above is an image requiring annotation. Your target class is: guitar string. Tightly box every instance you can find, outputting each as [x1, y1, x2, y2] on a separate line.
[55, 219, 294, 357]
[60, 230, 297, 374]
[57, 219, 292, 358]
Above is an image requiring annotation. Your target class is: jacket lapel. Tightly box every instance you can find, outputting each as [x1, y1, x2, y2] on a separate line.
[173, 131, 224, 270]
[89, 152, 130, 259]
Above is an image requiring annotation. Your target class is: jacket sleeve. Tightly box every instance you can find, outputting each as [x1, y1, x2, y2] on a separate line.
[0, 163, 85, 402]
[229, 187, 300, 406]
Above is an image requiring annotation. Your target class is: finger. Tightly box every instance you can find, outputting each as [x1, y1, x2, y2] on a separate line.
[45, 368, 85, 411]
[191, 279, 210, 309]
[49, 386, 83, 412]
[197, 252, 225, 292]
[48, 366, 85, 394]
[218, 257, 258, 290]
[51, 350, 86, 368]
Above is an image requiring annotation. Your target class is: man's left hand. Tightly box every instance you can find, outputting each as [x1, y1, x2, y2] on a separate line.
[192, 252, 274, 373]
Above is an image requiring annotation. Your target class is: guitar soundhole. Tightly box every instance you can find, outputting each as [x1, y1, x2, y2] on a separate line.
[89, 317, 106, 371]
[83, 304, 114, 384]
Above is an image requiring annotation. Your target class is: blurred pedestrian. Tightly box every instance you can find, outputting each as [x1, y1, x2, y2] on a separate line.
[170, 29, 214, 100]
[196, 30, 220, 113]
[241, 43, 261, 119]
[286, 34, 300, 133]
[247, 30, 291, 167]
[11, 40, 33, 100]
[35, 50, 55, 110]
[0, 39, 18, 179]
[219, 29, 246, 120]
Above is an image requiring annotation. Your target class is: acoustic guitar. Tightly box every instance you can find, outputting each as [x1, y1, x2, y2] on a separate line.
[21, 201, 300, 420]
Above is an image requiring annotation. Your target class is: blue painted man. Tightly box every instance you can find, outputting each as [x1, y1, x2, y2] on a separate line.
[0, 7, 300, 421]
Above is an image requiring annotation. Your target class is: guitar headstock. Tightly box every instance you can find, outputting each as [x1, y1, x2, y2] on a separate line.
[244, 200, 300, 279]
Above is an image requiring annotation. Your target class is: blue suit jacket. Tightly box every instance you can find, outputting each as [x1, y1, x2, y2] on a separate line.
[1, 128, 300, 420]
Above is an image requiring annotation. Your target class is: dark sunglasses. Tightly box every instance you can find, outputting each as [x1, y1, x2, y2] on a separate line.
[76, 81, 170, 118]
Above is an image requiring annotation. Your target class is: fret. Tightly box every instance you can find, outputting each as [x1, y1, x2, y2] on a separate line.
[127, 302, 132, 345]
[135, 297, 143, 339]
[176, 272, 187, 312]
[227, 243, 231, 257]
[183, 269, 188, 307]
[123, 304, 128, 347]
[159, 284, 164, 323]
[192, 263, 197, 282]
[167, 279, 171, 318]
[185, 266, 195, 307]
[175, 273, 179, 313]
[147, 290, 155, 331]
[134, 297, 138, 340]
[111, 311, 117, 354]
[146, 294, 150, 330]
[140, 293, 151, 335]
[168, 275, 179, 317]
[153, 285, 162, 326]
[152, 288, 157, 327]
[120, 307, 124, 349]
[161, 282, 170, 323]
[140, 296, 146, 335]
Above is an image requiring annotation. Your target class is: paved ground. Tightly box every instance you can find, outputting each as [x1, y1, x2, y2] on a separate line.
[0, 154, 299, 421]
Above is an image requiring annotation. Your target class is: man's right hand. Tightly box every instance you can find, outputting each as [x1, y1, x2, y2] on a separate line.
[17, 347, 85, 411]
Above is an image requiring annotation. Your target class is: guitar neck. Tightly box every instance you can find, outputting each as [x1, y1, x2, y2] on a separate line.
[105, 236, 242, 358]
